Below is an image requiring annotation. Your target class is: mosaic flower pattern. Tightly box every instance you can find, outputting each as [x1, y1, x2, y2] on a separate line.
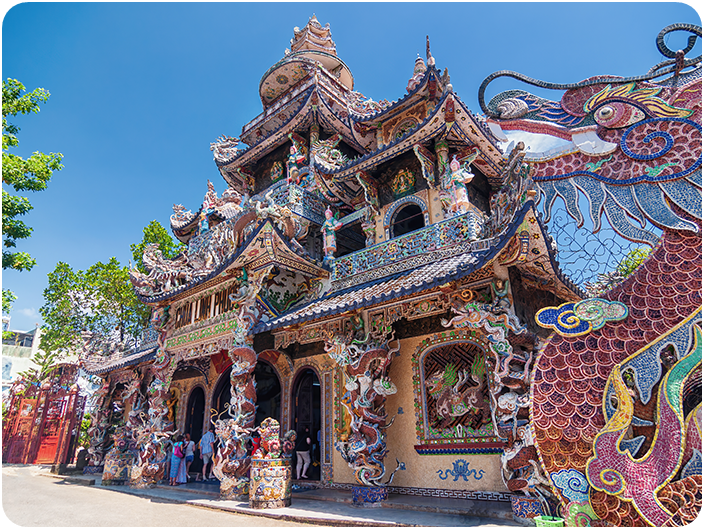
[536, 298, 628, 337]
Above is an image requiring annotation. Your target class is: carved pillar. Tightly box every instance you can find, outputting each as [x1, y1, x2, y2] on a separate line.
[323, 330, 403, 495]
[441, 289, 554, 514]
[86, 377, 113, 469]
[211, 345, 257, 499]
[131, 307, 178, 489]
[376, 123, 383, 149]
[211, 266, 270, 500]
[103, 370, 143, 485]
[130, 354, 178, 489]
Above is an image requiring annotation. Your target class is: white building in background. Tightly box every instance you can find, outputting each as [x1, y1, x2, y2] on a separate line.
[2, 324, 45, 396]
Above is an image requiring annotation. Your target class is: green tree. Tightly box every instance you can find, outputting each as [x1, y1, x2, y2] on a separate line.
[130, 219, 184, 274]
[40, 259, 150, 355]
[17, 348, 63, 384]
[2, 289, 17, 340]
[3, 78, 63, 319]
[584, 247, 653, 297]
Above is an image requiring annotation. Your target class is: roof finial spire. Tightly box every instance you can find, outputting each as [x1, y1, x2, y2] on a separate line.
[426, 35, 435, 67]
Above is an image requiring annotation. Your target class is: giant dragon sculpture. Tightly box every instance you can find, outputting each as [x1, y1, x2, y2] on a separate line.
[324, 330, 404, 489]
[479, 23, 702, 526]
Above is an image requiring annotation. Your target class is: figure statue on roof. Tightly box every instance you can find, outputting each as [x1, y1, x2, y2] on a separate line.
[287, 145, 306, 185]
[446, 156, 475, 215]
[203, 180, 219, 212]
[321, 207, 343, 262]
[198, 210, 209, 235]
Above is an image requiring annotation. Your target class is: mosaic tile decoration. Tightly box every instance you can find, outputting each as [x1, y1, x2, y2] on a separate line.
[531, 224, 702, 526]
[333, 210, 484, 283]
[481, 24, 703, 525]
[326, 481, 511, 502]
[412, 329, 502, 452]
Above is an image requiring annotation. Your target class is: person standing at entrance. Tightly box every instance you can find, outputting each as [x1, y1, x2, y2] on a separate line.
[183, 433, 196, 482]
[295, 426, 311, 480]
[170, 435, 187, 486]
[198, 426, 216, 481]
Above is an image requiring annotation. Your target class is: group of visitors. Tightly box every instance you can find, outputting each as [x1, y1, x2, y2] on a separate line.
[168, 427, 215, 486]
[167, 423, 317, 485]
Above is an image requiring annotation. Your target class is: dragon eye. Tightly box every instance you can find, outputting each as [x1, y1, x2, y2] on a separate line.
[597, 106, 615, 120]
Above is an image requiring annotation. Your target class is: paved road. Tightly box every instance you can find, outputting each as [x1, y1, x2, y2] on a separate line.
[2, 465, 310, 527]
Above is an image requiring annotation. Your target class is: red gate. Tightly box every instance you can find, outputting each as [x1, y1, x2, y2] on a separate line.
[2, 364, 86, 466]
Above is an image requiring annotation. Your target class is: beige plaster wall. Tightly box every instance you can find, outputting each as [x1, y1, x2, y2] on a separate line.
[332, 334, 507, 493]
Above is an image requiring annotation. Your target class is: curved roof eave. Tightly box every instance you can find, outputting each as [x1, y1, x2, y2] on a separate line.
[347, 67, 435, 124]
[135, 218, 325, 305]
[171, 205, 203, 242]
[216, 87, 317, 169]
[313, 91, 452, 179]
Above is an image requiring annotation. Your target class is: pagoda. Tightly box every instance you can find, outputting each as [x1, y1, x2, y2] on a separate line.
[83, 14, 582, 511]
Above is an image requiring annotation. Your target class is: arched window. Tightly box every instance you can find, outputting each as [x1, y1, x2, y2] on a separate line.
[391, 204, 425, 238]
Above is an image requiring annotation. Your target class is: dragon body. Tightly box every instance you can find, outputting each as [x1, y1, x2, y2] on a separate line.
[481, 24, 702, 525]
[325, 334, 403, 487]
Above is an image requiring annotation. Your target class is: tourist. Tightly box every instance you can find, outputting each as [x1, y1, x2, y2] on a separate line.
[295, 426, 311, 480]
[169, 435, 187, 486]
[198, 426, 216, 481]
[183, 433, 196, 482]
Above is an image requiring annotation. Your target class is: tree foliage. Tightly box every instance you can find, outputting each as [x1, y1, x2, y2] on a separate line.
[40, 221, 181, 356]
[40, 259, 151, 355]
[17, 347, 63, 384]
[3, 78, 63, 326]
[584, 247, 653, 297]
[2, 78, 63, 272]
[130, 219, 184, 274]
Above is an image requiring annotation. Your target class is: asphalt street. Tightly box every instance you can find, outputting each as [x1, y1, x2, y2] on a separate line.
[2, 465, 310, 527]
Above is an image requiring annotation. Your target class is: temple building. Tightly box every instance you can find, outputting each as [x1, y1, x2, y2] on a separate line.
[79, 16, 702, 525]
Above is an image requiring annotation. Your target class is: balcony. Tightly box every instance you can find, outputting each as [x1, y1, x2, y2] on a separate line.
[330, 211, 491, 289]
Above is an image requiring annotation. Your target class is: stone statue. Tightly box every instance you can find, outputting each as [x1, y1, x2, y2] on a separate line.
[321, 207, 343, 261]
[446, 156, 475, 215]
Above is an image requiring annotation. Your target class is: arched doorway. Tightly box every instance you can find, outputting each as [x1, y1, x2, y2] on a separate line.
[291, 368, 321, 481]
[254, 361, 281, 426]
[185, 387, 205, 474]
[211, 362, 282, 428]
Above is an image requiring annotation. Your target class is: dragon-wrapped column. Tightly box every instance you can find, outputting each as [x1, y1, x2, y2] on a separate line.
[131, 337, 178, 488]
[211, 266, 270, 500]
[442, 283, 557, 520]
[103, 370, 144, 485]
[323, 330, 404, 504]
[85, 377, 113, 473]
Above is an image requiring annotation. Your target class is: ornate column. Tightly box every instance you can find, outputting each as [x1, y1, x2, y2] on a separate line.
[103, 370, 143, 485]
[211, 266, 270, 500]
[131, 307, 178, 488]
[323, 328, 404, 503]
[85, 377, 113, 472]
[441, 283, 555, 518]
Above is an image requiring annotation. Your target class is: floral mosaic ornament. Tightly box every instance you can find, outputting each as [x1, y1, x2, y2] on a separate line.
[436, 459, 485, 481]
[535, 298, 628, 337]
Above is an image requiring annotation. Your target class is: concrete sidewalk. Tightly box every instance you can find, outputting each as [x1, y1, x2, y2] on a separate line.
[42, 471, 519, 527]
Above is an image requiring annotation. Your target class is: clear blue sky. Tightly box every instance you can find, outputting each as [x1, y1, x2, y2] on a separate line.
[2, 2, 701, 332]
